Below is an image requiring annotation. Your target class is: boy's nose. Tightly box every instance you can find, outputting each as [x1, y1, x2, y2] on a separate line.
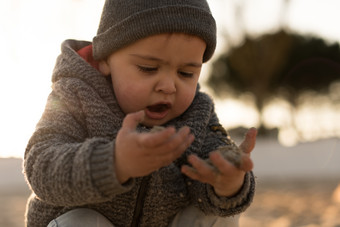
[155, 75, 176, 94]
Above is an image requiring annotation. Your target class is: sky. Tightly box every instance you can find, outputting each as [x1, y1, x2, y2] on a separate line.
[1, 0, 340, 158]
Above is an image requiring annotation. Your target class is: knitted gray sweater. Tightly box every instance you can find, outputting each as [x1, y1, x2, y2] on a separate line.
[24, 40, 255, 227]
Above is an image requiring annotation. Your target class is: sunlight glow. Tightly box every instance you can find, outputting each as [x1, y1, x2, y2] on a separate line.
[243, 0, 284, 36]
[295, 93, 340, 141]
[278, 127, 300, 147]
[262, 98, 292, 129]
[287, 0, 340, 43]
[214, 95, 260, 129]
[0, 0, 104, 158]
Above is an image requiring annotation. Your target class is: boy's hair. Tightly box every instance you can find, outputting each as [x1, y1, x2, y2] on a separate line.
[92, 0, 216, 62]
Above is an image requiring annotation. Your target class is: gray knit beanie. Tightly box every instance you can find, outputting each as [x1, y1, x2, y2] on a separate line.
[92, 0, 216, 62]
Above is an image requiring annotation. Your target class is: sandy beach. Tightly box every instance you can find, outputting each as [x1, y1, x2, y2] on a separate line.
[1, 138, 340, 227]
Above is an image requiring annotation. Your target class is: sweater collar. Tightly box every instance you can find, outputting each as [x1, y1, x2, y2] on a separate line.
[77, 44, 100, 70]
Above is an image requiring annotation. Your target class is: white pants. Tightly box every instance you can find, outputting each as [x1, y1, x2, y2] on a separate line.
[47, 205, 239, 227]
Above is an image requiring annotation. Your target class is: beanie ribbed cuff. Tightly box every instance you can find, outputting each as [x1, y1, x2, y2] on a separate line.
[93, 5, 216, 62]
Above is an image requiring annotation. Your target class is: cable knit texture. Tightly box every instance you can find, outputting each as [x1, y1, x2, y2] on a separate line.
[24, 40, 255, 227]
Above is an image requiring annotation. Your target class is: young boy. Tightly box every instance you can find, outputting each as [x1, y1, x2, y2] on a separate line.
[24, 0, 257, 226]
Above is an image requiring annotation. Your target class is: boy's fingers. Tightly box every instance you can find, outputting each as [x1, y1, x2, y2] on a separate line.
[239, 127, 257, 154]
[145, 126, 192, 151]
[209, 151, 230, 173]
[171, 126, 192, 147]
[167, 127, 194, 152]
[240, 155, 254, 171]
[209, 151, 253, 173]
[121, 111, 145, 132]
[186, 155, 215, 181]
[141, 127, 176, 147]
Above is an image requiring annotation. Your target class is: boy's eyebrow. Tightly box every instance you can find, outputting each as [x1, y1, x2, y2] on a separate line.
[129, 54, 202, 68]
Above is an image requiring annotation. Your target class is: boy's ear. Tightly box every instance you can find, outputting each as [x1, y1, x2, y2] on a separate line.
[98, 60, 111, 76]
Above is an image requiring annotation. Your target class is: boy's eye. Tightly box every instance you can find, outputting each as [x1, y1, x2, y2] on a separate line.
[178, 71, 194, 78]
[137, 65, 157, 73]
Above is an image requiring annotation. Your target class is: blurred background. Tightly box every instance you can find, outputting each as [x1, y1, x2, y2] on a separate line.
[1, 0, 340, 226]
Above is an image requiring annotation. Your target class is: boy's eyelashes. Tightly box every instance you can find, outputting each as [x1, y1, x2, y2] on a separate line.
[137, 65, 157, 73]
[136, 65, 194, 78]
[178, 71, 194, 78]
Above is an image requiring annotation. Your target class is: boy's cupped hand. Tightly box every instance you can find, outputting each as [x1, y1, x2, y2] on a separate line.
[115, 111, 195, 184]
[181, 128, 257, 197]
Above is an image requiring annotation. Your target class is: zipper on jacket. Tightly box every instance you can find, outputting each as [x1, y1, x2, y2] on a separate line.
[131, 175, 151, 227]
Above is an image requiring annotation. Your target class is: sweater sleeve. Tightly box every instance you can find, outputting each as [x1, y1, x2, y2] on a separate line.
[188, 112, 256, 217]
[24, 91, 134, 207]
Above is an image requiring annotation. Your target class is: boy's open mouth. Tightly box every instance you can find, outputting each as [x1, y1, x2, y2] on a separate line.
[145, 103, 171, 120]
[147, 103, 171, 113]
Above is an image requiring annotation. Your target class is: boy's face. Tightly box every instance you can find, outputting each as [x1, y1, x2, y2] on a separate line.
[99, 33, 206, 127]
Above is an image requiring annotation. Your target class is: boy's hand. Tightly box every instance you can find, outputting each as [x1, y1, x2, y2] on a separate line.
[181, 128, 257, 197]
[115, 111, 195, 184]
